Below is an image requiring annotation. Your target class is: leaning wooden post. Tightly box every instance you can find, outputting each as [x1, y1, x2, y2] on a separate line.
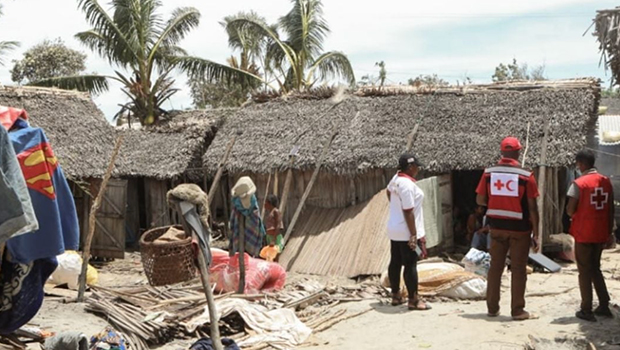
[521, 121, 532, 166]
[536, 119, 550, 251]
[208, 131, 241, 207]
[406, 123, 420, 153]
[278, 152, 298, 218]
[78, 135, 124, 302]
[238, 215, 246, 294]
[283, 130, 340, 245]
[174, 202, 223, 350]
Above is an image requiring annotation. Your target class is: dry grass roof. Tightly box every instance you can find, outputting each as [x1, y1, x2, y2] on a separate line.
[120, 109, 230, 180]
[0, 86, 225, 180]
[0, 86, 117, 179]
[204, 79, 601, 175]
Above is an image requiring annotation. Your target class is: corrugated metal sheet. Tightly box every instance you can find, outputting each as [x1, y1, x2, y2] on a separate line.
[599, 115, 620, 146]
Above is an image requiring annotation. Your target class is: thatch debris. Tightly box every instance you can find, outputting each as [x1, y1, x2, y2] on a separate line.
[84, 279, 385, 349]
[593, 7, 620, 86]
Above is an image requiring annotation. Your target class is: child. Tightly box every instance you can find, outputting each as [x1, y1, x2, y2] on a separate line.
[264, 194, 284, 253]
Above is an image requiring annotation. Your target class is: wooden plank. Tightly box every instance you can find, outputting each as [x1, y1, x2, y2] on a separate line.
[103, 192, 124, 216]
[95, 219, 124, 250]
[146, 179, 170, 228]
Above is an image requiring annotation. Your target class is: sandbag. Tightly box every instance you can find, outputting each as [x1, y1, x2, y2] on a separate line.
[48, 251, 98, 290]
[209, 250, 286, 294]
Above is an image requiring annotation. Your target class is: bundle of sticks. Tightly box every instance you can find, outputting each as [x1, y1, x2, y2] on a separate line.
[84, 279, 383, 349]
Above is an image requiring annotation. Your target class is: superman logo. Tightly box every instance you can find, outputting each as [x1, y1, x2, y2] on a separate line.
[17, 142, 58, 200]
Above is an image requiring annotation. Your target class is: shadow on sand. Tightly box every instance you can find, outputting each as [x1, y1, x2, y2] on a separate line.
[459, 313, 514, 323]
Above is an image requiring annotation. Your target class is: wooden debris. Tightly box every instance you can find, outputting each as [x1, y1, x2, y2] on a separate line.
[81, 278, 383, 349]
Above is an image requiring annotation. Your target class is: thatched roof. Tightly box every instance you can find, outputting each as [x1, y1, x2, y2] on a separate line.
[204, 79, 601, 175]
[118, 110, 229, 180]
[0, 86, 117, 179]
[0, 86, 225, 180]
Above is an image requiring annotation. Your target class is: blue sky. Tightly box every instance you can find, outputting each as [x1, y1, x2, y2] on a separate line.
[0, 0, 617, 120]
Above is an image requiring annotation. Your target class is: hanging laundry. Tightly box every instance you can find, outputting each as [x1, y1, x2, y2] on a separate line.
[0, 106, 79, 334]
[0, 256, 58, 334]
[0, 125, 38, 242]
[0, 107, 79, 263]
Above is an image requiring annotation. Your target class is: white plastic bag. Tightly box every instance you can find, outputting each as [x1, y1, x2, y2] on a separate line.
[48, 251, 98, 290]
[462, 248, 491, 277]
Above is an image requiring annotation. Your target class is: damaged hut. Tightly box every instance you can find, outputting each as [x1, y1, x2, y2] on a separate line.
[0, 86, 227, 259]
[204, 79, 601, 278]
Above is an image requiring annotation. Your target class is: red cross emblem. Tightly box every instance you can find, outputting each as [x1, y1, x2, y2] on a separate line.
[494, 179, 505, 191]
[590, 187, 609, 210]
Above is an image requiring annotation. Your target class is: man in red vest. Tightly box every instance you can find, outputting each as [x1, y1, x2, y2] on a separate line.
[476, 136, 540, 321]
[567, 149, 614, 322]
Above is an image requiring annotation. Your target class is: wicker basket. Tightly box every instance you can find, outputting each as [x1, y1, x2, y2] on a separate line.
[140, 225, 196, 286]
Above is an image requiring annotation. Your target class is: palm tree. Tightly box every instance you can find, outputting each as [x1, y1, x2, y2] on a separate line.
[0, 4, 19, 66]
[224, 0, 355, 92]
[33, 0, 262, 126]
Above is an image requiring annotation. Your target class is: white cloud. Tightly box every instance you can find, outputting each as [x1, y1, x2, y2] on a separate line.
[0, 0, 616, 120]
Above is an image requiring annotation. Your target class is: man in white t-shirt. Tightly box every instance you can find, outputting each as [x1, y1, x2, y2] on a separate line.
[386, 153, 430, 311]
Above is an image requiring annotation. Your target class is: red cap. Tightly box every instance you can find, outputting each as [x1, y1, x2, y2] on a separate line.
[500, 137, 522, 152]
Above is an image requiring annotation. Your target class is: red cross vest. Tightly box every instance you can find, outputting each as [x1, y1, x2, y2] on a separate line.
[483, 165, 533, 232]
[570, 172, 612, 243]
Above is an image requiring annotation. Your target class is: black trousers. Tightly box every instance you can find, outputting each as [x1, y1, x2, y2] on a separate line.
[388, 240, 419, 297]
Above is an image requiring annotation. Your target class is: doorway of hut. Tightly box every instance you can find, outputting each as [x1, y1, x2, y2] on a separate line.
[451, 170, 484, 251]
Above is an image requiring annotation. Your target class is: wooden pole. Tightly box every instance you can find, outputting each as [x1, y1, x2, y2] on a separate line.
[278, 157, 296, 218]
[536, 119, 550, 251]
[522, 121, 532, 166]
[238, 215, 246, 294]
[261, 172, 272, 220]
[78, 136, 124, 302]
[406, 124, 420, 153]
[208, 132, 240, 207]
[278, 95, 346, 218]
[283, 130, 339, 245]
[174, 202, 223, 350]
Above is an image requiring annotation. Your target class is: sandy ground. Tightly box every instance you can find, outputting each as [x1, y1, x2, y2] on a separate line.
[306, 250, 620, 350]
[27, 250, 620, 350]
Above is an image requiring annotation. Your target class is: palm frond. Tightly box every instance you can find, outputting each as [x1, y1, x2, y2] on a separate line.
[149, 6, 200, 64]
[0, 41, 19, 66]
[175, 56, 269, 89]
[222, 11, 272, 62]
[226, 17, 299, 82]
[279, 0, 329, 63]
[76, 0, 139, 65]
[29, 75, 110, 94]
[307, 51, 355, 88]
